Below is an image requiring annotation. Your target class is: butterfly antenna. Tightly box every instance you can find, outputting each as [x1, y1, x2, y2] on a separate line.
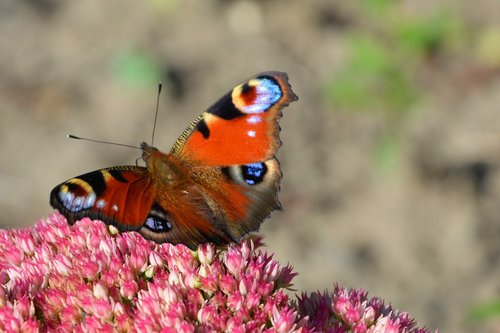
[67, 134, 140, 150]
[151, 82, 162, 146]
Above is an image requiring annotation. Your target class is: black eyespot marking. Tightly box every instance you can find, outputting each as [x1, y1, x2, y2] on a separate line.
[65, 182, 82, 193]
[144, 203, 173, 233]
[256, 75, 279, 85]
[241, 162, 268, 185]
[207, 92, 244, 120]
[108, 169, 128, 183]
[221, 166, 232, 180]
[78, 171, 106, 196]
[240, 82, 252, 94]
[196, 119, 210, 139]
[144, 217, 172, 232]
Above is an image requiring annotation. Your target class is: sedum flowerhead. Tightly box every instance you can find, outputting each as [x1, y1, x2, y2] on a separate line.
[297, 285, 431, 333]
[0, 212, 432, 332]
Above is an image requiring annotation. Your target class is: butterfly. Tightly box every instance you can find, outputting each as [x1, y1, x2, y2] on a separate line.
[50, 71, 298, 249]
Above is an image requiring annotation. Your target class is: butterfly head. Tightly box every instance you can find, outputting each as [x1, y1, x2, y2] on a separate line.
[141, 142, 182, 182]
[140, 142, 158, 163]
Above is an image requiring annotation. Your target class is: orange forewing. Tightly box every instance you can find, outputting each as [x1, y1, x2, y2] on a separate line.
[180, 113, 275, 165]
[172, 71, 298, 166]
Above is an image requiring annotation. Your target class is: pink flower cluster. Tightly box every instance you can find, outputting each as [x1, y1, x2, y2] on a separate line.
[0, 212, 431, 332]
[297, 287, 430, 333]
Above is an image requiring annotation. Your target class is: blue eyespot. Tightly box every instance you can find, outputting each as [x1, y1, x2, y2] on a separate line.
[242, 78, 282, 114]
[241, 162, 268, 185]
[144, 204, 173, 232]
[145, 217, 172, 232]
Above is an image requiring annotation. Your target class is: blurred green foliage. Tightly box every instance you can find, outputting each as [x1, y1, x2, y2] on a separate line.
[395, 11, 461, 57]
[360, 0, 394, 14]
[373, 131, 401, 175]
[147, 0, 179, 13]
[475, 26, 500, 67]
[470, 300, 500, 322]
[325, 2, 463, 173]
[326, 35, 416, 113]
[326, 5, 461, 114]
[112, 51, 163, 88]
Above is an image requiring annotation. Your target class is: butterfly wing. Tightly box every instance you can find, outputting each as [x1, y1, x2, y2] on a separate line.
[50, 166, 156, 232]
[133, 148, 284, 249]
[148, 72, 297, 246]
[170, 71, 298, 165]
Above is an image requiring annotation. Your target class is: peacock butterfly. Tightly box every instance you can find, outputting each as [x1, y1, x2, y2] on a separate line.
[50, 71, 298, 249]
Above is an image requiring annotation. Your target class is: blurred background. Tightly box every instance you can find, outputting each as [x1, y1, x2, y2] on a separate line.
[1, 0, 500, 331]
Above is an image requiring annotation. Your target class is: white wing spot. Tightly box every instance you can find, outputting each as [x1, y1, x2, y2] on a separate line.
[247, 130, 256, 137]
[112, 204, 119, 212]
[247, 115, 262, 124]
[59, 191, 75, 208]
[71, 196, 84, 212]
[84, 192, 96, 209]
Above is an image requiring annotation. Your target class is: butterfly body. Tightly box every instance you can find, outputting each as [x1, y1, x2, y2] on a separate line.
[50, 72, 297, 249]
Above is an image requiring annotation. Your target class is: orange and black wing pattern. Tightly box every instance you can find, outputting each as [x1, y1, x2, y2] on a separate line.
[50, 166, 155, 232]
[171, 71, 298, 166]
[159, 72, 297, 245]
[50, 72, 298, 249]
